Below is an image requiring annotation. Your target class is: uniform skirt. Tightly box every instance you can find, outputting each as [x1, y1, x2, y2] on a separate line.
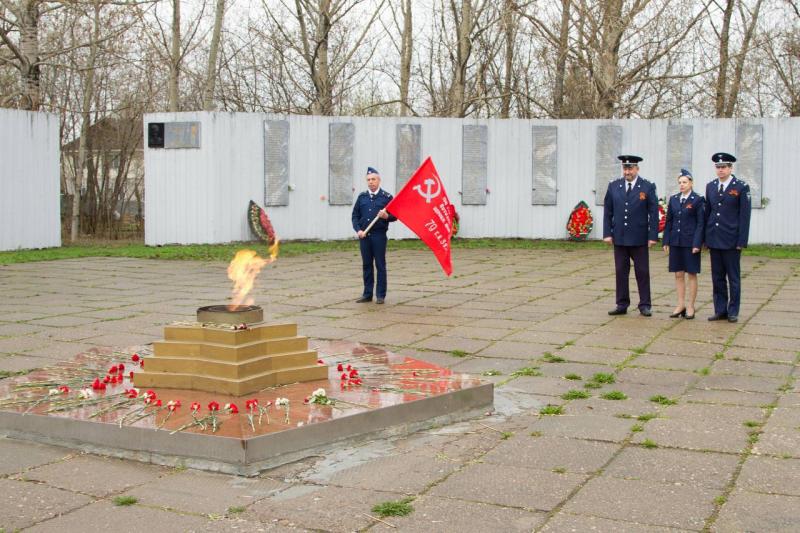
[668, 245, 701, 274]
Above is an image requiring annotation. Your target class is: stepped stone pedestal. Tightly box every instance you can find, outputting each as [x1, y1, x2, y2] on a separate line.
[134, 305, 327, 395]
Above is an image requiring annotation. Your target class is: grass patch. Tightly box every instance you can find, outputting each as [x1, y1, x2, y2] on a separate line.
[641, 439, 658, 449]
[500, 431, 513, 440]
[539, 404, 564, 416]
[601, 390, 628, 401]
[530, 431, 543, 437]
[714, 352, 725, 360]
[0, 369, 31, 379]
[561, 389, 590, 400]
[743, 420, 762, 428]
[4, 239, 799, 266]
[552, 467, 567, 474]
[632, 347, 646, 355]
[696, 367, 711, 376]
[714, 495, 727, 506]
[631, 424, 644, 432]
[113, 496, 138, 506]
[511, 367, 542, 377]
[482, 370, 502, 376]
[649, 395, 677, 405]
[583, 381, 603, 389]
[542, 353, 565, 363]
[227, 506, 246, 515]
[637, 413, 658, 421]
[591, 373, 616, 384]
[372, 497, 414, 518]
[564, 373, 582, 380]
[748, 431, 761, 444]
[449, 350, 468, 358]
[615, 413, 633, 419]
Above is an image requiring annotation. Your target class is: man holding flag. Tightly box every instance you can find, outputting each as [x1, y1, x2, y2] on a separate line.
[357, 157, 455, 279]
[352, 167, 396, 304]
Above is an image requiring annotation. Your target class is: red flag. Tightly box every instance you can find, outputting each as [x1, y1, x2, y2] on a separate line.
[386, 157, 454, 276]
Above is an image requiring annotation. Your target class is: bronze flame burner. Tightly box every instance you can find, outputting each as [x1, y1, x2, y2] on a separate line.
[196, 305, 263, 325]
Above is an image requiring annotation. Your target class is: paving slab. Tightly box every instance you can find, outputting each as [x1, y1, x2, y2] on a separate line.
[325, 451, 459, 493]
[724, 346, 796, 364]
[542, 512, 695, 532]
[528, 414, 634, 442]
[683, 389, 777, 407]
[475, 340, 555, 360]
[712, 490, 800, 532]
[123, 470, 286, 515]
[370, 495, 546, 532]
[753, 427, 800, 458]
[482, 435, 619, 473]
[603, 447, 739, 489]
[0, 437, 73, 476]
[0, 478, 92, 531]
[243, 485, 404, 532]
[631, 418, 749, 453]
[711, 360, 794, 379]
[737, 455, 800, 496]
[23, 500, 211, 533]
[429, 462, 585, 511]
[694, 374, 785, 394]
[20, 454, 167, 497]
[629, 353, 710, 372]
[561, 476, 717, 530]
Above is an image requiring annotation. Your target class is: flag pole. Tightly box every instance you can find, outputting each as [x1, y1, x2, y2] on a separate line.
[362, 213, 382, 236]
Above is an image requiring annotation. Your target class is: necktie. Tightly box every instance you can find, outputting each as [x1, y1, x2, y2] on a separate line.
[719, 184, 724, 195]
[627, 182, 632, 194]
[680, 197, 685, 206]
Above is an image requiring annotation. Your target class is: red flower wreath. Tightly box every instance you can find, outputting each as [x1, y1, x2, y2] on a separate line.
[566, 201, 594, 241]
[248, 200, 278, 245]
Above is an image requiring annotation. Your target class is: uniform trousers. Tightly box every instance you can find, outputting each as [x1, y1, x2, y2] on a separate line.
[709, 248, 741, 317]
[613, 245, 651, 310]
[360, 230, 388, 299]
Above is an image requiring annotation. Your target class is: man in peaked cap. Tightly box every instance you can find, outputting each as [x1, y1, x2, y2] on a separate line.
[351, 167, 397, 304]
[704, 152, 751, 323]
[603, 155, 660, 316]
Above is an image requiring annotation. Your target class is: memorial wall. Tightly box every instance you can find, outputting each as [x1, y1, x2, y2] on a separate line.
[143, 112, 800, 246]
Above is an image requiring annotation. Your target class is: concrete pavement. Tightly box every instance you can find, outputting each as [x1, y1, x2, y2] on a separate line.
[1, 248, 798, 531]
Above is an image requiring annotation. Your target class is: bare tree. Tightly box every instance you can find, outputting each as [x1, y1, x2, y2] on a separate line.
[201, 0, 224, 110]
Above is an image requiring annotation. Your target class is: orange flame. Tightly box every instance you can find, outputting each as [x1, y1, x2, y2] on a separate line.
[227, 240, 279, 310]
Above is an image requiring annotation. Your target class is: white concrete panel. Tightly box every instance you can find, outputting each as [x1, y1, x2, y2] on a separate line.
[0, 109, 61, 251]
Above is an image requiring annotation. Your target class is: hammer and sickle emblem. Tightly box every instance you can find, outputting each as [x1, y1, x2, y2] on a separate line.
[413, 177, 441, 204]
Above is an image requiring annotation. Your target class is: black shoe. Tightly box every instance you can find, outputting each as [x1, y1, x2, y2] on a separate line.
[608, 308, 627, 316]
[727, 315, 738, 323]
[356, 296, 372, 303]
[708, 313, 728, 321]
[685, 312, 695, 320]
[669, 308, 686, 318]
[376, 298, 385, 304]
[639, 307, 652, 317]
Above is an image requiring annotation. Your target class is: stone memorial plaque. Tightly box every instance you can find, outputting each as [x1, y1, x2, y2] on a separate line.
[462, 124, 488, 205]
[263, 120, 290, 206]
[328, 122, 355, 205]
[595, 125, 622, 205]
[164, 121, 201, 149]
[396, 124, 421, 191]
[532, 125, 558, 205]
[736, 122, 763, 208]
[665, 124, 693, 197]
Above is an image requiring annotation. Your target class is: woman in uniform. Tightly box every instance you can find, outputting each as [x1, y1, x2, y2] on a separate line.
[662, 169, 705, 319]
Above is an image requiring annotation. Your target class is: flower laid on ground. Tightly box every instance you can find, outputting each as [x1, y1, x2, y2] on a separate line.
[125, 388, 139, 399]
[305, 388, 333, 406]
[208, 401, 221, 432]
[158, 400, 181, 428]
[131, 354, 140, 363]
[78, 388, 94, 399]
[224, 402, 239, 414]
[245, 398, 259, 430]
[276, 397, 290, 424]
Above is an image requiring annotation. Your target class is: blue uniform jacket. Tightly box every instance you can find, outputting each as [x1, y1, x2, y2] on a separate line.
[662, 192, 705, 249]
[351, 189, 397, 232]
[603, 177, 659, 246]
[704, 176, 751, 249]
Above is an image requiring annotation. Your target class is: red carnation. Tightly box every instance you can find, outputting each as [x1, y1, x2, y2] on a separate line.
[103, 375, 111, 384]
[225, 403, 239, 414]
[167, 400, 181, 412]
[208, 401, 220, 411]
[118, 363, 125, 372]
[341, 373, 348, 381]
[129, 371, 134, 380]
[349, 369, 358, 377]
[337, 363, 344, 372]
[131, 354, 140, 362]
[190, 402, 201, 412]
[126, 389, 138, 398]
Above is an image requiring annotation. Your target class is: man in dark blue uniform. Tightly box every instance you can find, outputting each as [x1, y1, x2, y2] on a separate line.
[704, 152, 751, 323]
[603, 155, 659, 316]
[351, 167, 396, 304]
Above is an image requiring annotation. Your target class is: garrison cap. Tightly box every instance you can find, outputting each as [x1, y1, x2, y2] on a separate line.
[680, 168, 693, 179]
[618, 155, 643, 167]
[366, 166, 380, 175]
[712, 152, 736, 166]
